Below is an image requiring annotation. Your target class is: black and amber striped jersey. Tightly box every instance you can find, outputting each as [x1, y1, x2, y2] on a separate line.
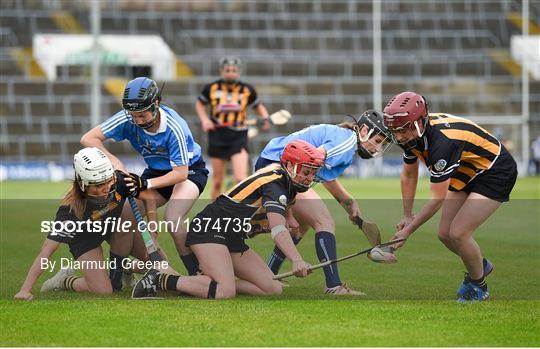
[198, 79, 260, 128]
[223, 167, 297, 216]
[402, 113, 509, 191]
[47, 192, 125, 243]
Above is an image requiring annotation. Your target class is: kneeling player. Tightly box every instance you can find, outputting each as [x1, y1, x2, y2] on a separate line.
[14, 148, 139, 300]
[132, 140, 324, 299]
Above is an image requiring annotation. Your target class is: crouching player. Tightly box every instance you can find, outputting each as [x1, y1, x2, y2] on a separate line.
[255, 110, 395, 295]
[383, 92, 518, 302]
[14, 148, 136, 300]
[132, 140, 324, 299]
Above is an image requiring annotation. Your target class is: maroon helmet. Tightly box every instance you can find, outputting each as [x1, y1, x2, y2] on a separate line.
[383, 92, 428, 131]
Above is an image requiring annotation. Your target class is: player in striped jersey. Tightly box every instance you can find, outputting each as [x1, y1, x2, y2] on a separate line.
[132, 140, 323, 299]
[81, 77, 208, 276]
[383, 91, 518, 302]
[15, 148, 136, 300]
[254, 110, 394, 295]
[195, 57, 271, 200]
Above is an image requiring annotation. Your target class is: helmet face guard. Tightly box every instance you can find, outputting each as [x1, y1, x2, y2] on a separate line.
[349, 110, 393, 159]
[280, 140, 325, 192]
[286, 163, 323, 192]
[220, 56, 242, 83]
[123, 102, 159, 130]
[383, 92, 429, 149]
[386, 119, 426, 151]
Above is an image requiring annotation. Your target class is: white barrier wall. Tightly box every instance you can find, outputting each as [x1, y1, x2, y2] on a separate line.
[33, 34, 176, 81]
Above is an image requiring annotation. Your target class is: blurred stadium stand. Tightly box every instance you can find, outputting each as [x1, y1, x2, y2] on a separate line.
[1, 0, 539, 167]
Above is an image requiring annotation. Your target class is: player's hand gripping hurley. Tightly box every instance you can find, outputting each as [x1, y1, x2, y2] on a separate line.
[215, 109, 291, 136]
[273, 238, 406, 280]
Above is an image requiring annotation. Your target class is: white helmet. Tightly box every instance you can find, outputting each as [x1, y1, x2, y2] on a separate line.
[73, 147, 114, 192]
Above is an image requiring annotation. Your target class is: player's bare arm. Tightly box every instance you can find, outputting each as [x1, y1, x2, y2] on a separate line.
[15, 239, 61, 300]
[195, 99, 215, 132]
[267, 212, 309, 277]
[254, 103, 271, 131]
[398, 160, 419, 230]
[323, 179, 362, 222]
[81, 127, 127, 173]
[393, 176, 450, 248]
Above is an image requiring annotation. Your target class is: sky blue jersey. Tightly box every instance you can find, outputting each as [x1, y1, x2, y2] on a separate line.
[259, 124, 358, 182]
[100, 105, 202, 171]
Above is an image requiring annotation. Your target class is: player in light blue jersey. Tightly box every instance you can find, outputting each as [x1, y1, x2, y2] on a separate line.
[81, 77, 208, 276]
[254, 110, 393, 295]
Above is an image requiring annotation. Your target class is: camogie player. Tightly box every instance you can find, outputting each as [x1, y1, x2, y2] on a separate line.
[81, 77, 208, 276]
[132, 140, 324, 299]
[15, 148, 135, 300]
[254, 110, 394, 295]
[383, 91, 518, 302]
[195, 57, 271, 200]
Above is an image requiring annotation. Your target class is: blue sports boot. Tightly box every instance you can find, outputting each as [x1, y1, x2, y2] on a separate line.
[457, 258, 493, 298]
[457, 273, 472, 298]
[458, 283, 489, 302]
[483, 258, 494, 278]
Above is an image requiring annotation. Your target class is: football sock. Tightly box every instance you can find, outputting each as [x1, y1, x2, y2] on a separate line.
[180, 253, 200, 276]
[267, 236, 303, 274]
[158, 273, 180, 291]
[63, 276, 80, 292]
[315, 231, 342, 288]
[109, 252, 129, 291]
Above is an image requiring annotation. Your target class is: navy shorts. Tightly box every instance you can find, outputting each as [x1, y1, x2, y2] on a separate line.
[254, 156, 278, 171]
[141, 159, 209, 200]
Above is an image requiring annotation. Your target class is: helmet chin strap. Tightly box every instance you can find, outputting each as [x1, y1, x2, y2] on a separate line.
[138, 105, 159, 129]
[414, 120, 426, 138]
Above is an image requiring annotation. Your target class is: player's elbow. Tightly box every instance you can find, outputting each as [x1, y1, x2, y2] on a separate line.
[80, 127, 103, 147]
[80, 130, 94, 147]
[171, 167, 189, 183]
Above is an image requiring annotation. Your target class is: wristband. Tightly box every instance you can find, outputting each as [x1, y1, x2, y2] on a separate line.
[270, 224, 288, 240]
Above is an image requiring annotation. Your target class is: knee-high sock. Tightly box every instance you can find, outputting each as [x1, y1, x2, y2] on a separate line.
[180, 253, 200, 276]
[109, 252, 129, 291]
[315, 231, 341, 288]
[267, 236, 303, 274]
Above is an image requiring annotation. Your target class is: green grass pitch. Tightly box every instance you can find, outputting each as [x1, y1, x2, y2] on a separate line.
[1, 177, 539, 346]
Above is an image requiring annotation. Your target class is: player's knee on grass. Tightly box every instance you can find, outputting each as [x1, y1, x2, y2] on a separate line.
[262, 280, 282, 296]
[215, 283, 236, 299]
[88, 282, 113, 295]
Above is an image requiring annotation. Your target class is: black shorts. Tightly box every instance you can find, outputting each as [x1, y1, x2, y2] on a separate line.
[185, 196, 257, 253]
[141, 159, 209, 200]
[208, 128, 248, 159]
[453, 149, 518, 202]
[66, 234, 110, 260]
[254, 156, 278, 171]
